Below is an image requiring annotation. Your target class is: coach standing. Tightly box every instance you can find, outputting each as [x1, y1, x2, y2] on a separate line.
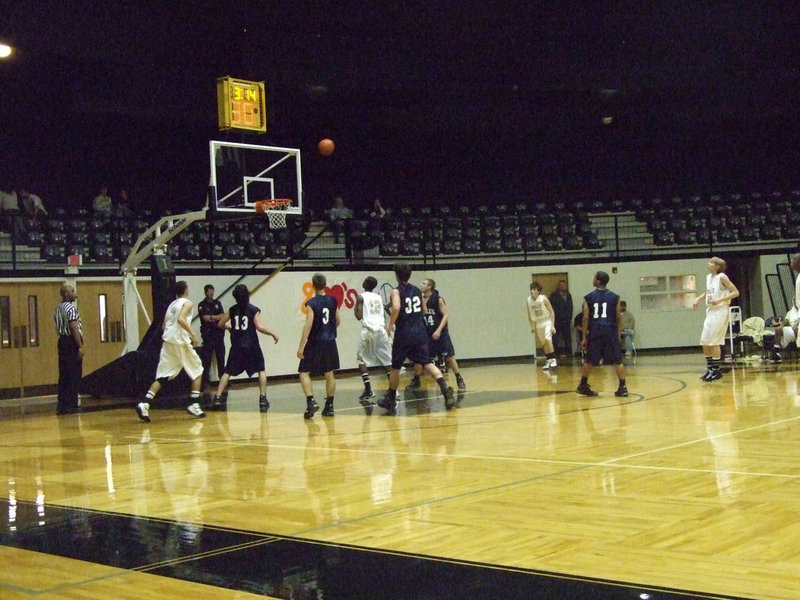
[54, 284, 83, 414]
[197, 284, 225, 389]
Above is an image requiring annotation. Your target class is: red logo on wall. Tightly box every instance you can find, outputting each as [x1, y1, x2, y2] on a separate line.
[300, 280, 360, 314]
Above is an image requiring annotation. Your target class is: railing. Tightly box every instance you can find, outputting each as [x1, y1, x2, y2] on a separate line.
[2, 208, 798, 274]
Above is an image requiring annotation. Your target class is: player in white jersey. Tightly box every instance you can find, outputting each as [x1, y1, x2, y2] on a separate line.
[769, 253, 800, 362]
[136, 280, 205, 422]
[526, 282, 558, 369]
[692, 257, 739, 381]
[355, 276, 393, 409]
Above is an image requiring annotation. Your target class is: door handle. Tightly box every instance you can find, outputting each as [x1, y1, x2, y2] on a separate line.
[12, 326, 19, 348]
[20, 325, 27, 348]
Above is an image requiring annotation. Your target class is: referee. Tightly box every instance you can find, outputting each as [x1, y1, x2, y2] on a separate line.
[53, 284, 83, 414]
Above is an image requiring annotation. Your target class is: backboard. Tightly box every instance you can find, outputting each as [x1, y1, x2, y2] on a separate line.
[208, 140, 303, 216]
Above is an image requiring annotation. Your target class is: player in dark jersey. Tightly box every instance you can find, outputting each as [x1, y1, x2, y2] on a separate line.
[577, 271, 627, 397]
[297, 273, 340, 419]
[210, 284, 279, 412]
[378, 264, 455, 415]
[406, 278, 466, 392]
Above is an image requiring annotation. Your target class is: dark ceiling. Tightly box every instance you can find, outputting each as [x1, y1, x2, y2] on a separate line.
[3, 2, 800, 213]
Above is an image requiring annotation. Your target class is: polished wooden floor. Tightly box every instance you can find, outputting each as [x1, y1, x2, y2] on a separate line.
[2, 353, 800, 599]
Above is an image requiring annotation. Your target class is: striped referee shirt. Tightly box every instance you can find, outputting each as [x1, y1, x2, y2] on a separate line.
[54, 301, 82, 338]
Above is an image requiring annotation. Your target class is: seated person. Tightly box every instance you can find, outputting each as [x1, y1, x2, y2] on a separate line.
[766, 310, 799, 362]
[619, 300, 635, 356]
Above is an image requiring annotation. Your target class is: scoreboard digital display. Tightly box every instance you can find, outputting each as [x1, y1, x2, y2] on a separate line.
[217, 76, 267, 133]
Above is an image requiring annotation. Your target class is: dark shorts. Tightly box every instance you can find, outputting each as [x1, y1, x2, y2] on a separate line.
[392, 336, 432, 370]
[429, 331, 455, 359]
[224, 346, 265, 377]
[298, 339, 340, 374]
[585, 326, 622, 366]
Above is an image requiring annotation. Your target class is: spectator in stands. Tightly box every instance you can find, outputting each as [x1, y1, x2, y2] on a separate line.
[0, 185, 26, 240]
[370, 197, 387, 220]
[93, 184, 113, 217]
[549, 279, 573, 357]
[328, 195, 352, 243]
[619, 300, 636, 357]
[19, 186, 48, 219]
[115, 187, 134, 218]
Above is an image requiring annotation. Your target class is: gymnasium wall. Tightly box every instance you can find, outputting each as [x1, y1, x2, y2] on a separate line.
[182, 254, 787, 379]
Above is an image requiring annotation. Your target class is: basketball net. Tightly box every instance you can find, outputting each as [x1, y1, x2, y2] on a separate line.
[255, 199, 292, 230]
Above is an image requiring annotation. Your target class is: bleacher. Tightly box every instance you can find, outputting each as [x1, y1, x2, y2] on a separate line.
[2, 189, 799, 269]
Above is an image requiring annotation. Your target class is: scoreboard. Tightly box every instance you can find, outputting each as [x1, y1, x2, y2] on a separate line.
[217, 76, 267, 133]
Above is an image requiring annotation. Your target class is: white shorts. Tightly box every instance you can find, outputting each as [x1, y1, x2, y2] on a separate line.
[156, 341, 204, 381]
[356, 327, 392, 367]
[700, 307, 729, 346]
[533, 321, 554, 346]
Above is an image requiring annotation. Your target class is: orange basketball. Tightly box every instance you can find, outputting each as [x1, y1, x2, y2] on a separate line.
[318, 138, 335, 156]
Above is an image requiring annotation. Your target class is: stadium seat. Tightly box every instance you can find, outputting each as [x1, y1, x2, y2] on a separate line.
[542, 237, 562, 251]
[441, 240, 461, 254]
[653, 231, 673, 246]
[236, 230, 254, 244]
[400, 241, 420, 255]
[464, 226, 481, 240]
[482, 225, 501, 240]
[422, 239, 439, 255]
[444, 226, 462, 240]
[674, 228, 694, 245]
[739, 226, 759, 242]
[760, 224, 781, 240]
[583, 233, 603, 249]
[41, 244, 64, 262]
[67, 244, 89, 259]
[25, 231, 45, 246]
[502, 236, 522, 252]
[522, 235, 539, 252]
[563, 235, 583, 250]
[68, 231, 89, 245]
[245, 242, 264, 259]
[91, 244, 113, 262]
[47, 231, 67, 245]
[461, 238, 480, 253]
[380, 241, 399, 256]
[694, 229, 712, 245]
[481, 238, 502, 253]
[223, 243, 244, 259]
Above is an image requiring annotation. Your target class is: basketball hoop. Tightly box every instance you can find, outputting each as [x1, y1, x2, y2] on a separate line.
[255, 198, 292, 230]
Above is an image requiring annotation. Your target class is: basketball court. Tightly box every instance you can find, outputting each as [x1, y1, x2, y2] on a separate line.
[1, 354, 798, 599]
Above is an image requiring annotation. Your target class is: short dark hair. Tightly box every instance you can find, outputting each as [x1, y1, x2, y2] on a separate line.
[531, 281, 542, 291]
[312, 273, 327, 290]
[620, 300, 627, 308]
[394, 263, 412, 283]
[595, 271, 610, 286]
[204, 284, 214, 292]
[232, 284, 250, 305]
[363, 276, 378, 291]
[175, 280, 189, 297]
